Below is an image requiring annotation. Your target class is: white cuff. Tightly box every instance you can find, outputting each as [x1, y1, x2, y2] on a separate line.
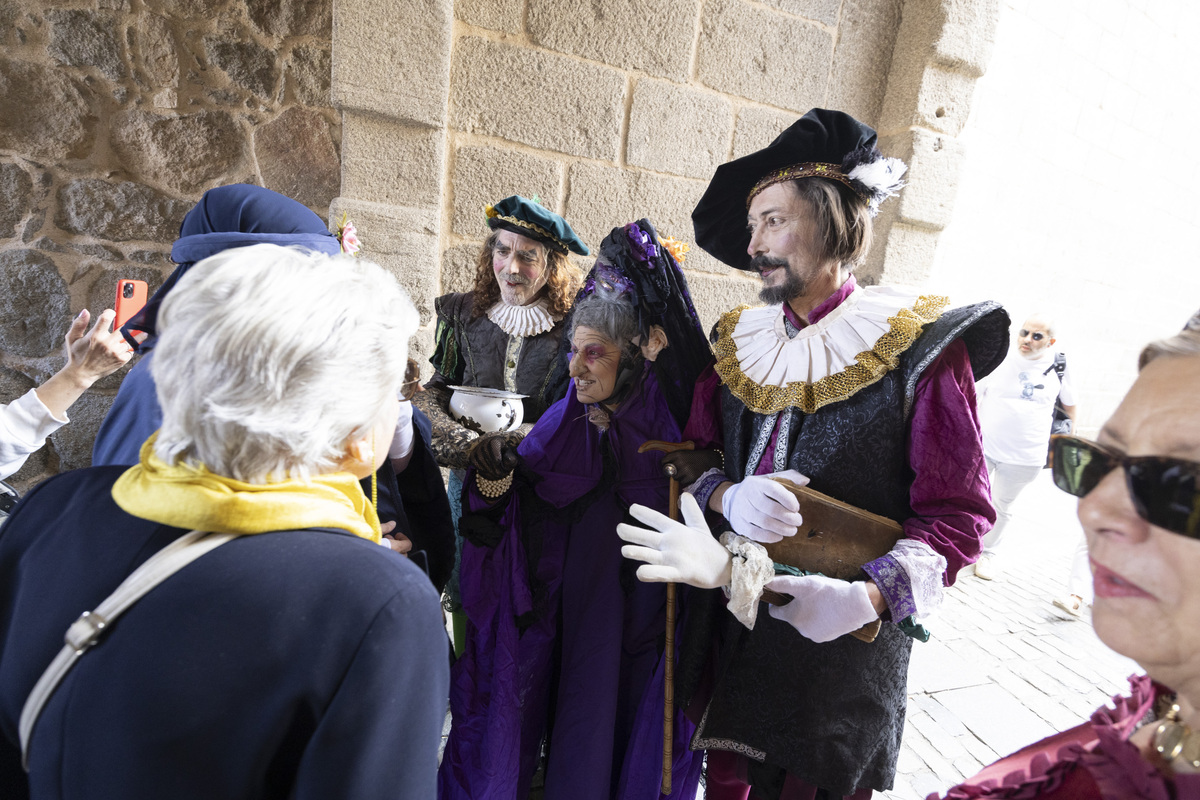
[891, 539, 948, 619]
[387, 400, 415, 470]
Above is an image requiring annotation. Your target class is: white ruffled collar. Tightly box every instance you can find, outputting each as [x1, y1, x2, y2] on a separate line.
[486, 298, 561, 337]
[713, 285, 948, 414]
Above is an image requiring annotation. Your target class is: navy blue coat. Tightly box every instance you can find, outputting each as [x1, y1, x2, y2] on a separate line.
[0, 467, 449, 799]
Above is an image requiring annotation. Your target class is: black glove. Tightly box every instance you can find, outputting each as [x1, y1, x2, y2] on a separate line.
[468, 433, 522, 481]
[660, 448, 724, 486]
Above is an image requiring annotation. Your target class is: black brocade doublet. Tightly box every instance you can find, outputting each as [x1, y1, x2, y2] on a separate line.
[694, 302, 1006, 797]
[430, 292, 565, 423]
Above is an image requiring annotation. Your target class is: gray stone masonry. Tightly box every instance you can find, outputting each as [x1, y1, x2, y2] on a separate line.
[451, 146, 564, 238]
[1, 0, 345, 484]
[340, 112, 445, 210]
[527, 0, 699, 82]
[696, 0, 834, 112]
[626, 79, 734, 181]
[331, 0, 452, 127]
[450, 37, 626, 161]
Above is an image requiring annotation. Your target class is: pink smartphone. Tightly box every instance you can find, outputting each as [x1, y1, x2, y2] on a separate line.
[114, 279, 148, 331]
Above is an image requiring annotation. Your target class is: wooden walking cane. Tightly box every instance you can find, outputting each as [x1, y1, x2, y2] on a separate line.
[637, 439, 694, 796]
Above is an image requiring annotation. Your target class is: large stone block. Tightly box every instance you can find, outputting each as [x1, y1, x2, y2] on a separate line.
[205, 36, 280, 99]
[0, 58, 95, 162]
[450, 37, 625, 161]
[527, 0, 698, 81]
[450, 145, 563, 237]
[0, 162, 34, 239]
[827, 0, 903, 126]
[159, 0, 224, 17]
[696, 0, 833, 113]
[627, 79, 734, 180]
[876, 221, 940, 286]
[441, 242, 482, 296]
[247, 0, 331, 38]
[678, 269, 762, 333]
[332, 0, 452, 128]
[934, 0, 999, 79]
[46, 9, 126, 81]
[110, 109, 244, 195]
[136, 12, 179, 88]
[255, 107, 341, 213]
[879, 128, 965, 231]
[757, 0, 841, 26]
[328, 198, 440, 326]
[0, 250, 72, 358]
[455, 0, 522, 33]
[340, 112, 443, 209]
[732, 106, 799, 158]
[56, 179, 189, 243]
[877, 0, 996, 136]
[288, 43, 331, 106]
[564, 162, 728, 274]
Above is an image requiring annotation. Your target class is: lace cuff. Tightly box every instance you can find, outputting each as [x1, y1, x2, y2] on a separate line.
[864, 539, 948, 621]
[686, 468, 728, 513]
[719, 533, 775, 629]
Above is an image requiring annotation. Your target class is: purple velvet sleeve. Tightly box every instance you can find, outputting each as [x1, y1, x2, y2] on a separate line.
[903, 338, 995, 585]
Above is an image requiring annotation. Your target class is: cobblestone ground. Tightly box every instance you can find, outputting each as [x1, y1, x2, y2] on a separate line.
[884, 470, 1138, 800]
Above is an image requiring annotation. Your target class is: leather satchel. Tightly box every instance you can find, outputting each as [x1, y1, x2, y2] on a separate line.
[760, 479, 904, 642]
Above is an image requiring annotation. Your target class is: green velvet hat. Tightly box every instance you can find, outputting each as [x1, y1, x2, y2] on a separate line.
[485, 195, 589, 256]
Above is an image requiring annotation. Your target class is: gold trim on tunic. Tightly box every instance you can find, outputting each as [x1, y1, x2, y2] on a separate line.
[713, 295, 949, 415]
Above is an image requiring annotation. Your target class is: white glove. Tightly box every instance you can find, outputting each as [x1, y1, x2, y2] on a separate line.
[617, 493, 733, 589]
[387, 400, 416, 471]
[764, 574, 879, 643]
[720, 470, 808, 543]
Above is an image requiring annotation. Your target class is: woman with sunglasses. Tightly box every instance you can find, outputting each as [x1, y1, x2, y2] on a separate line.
[931, 311, 1200, 797]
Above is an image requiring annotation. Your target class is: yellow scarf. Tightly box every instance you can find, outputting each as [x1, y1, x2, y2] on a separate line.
[112, 436, 381, 544]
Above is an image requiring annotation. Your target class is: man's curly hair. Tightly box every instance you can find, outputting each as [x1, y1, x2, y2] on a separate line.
[471, 230, 581, 318]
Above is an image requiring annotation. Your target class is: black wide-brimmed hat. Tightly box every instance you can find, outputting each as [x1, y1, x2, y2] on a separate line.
[485, 194, 589, 256]
[692, 108, 906, 270]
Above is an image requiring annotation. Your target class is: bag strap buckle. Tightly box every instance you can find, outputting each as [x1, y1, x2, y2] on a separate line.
[64, 611, 108, 653]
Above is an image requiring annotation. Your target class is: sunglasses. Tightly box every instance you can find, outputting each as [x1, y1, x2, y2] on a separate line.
[1050, 435, 1200, 538]
[1018, 329, 1046, 341]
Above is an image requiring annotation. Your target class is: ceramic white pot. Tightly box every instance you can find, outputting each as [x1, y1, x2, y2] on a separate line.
[448, 386, 527, 433]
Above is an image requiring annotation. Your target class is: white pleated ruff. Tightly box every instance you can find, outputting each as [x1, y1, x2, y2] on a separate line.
[728, 285, 931, 386]
[486, 298, 561, 337]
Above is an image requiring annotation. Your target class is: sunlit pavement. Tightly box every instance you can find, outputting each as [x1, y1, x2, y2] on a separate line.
[883, 469, 1137, 799]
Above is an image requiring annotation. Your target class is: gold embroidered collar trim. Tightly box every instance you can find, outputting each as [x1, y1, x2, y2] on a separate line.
[713, 287, 949, 414]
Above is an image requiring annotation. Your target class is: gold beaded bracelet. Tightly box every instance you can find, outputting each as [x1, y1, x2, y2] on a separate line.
[476, 472, 513, 500]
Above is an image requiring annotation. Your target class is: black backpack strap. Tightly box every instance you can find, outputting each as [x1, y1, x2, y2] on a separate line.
[1042, 352, 1066, 381]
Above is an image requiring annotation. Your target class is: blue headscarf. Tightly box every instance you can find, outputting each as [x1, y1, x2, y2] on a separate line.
[96, 185, 341, 467]
[122, 184, 341, 349]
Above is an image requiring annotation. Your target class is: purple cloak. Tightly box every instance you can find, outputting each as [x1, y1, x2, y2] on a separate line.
[438, 367, 703, 800]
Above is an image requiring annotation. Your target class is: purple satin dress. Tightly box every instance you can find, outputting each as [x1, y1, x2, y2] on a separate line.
[438, 368, 704, 800]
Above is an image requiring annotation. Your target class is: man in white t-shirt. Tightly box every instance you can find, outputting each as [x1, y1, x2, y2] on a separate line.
[974, 314, 1076, 579]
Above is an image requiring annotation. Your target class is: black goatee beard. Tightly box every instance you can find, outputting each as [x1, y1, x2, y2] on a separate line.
[751, 255, 805, 305]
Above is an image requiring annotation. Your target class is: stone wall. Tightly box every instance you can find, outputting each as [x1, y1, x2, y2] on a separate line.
[0, 0, 341, 487]
[2, 0, 1002, 486]
[331, 0, 1001, 377]
[929, 0, 1200, 433]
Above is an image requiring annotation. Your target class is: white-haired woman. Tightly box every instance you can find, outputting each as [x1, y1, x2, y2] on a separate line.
[0, 244, 449, 799]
